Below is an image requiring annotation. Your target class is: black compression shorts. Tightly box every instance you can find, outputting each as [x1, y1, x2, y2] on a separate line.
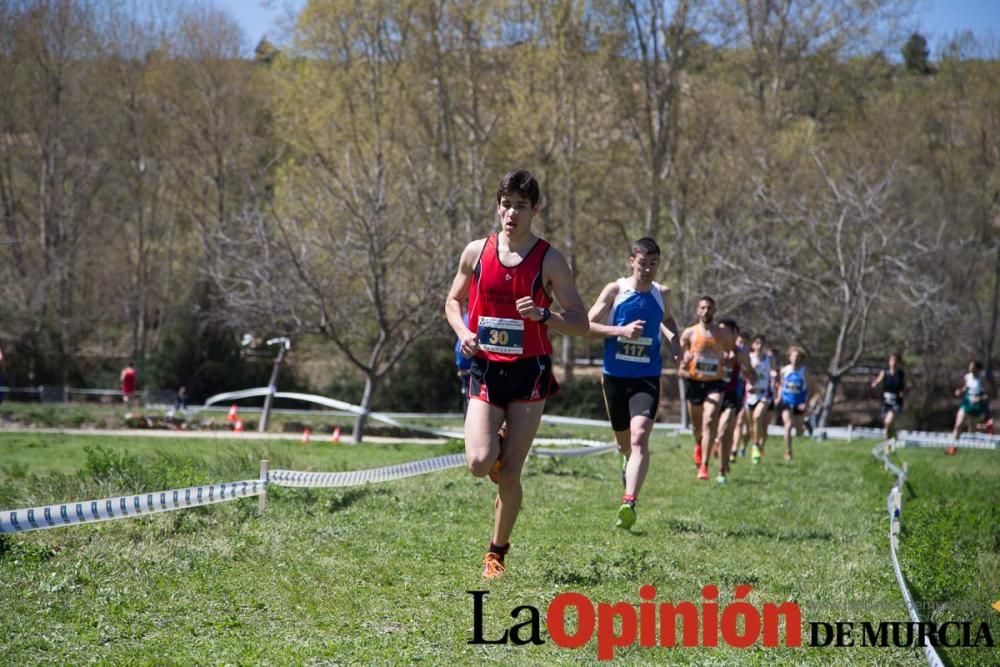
[602, 374, 660, 431]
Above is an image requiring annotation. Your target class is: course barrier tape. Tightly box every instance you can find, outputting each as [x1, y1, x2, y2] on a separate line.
[208, 387, 1000, 452]
[270, 454, 466, 487]
[535, 445, 618, 457]
[0, 438, 624, 532]
[0, 479, 263, 534]
[871, 440, 945, 667]
[267, 442, 621, 489]
[202, 388, 688, 440]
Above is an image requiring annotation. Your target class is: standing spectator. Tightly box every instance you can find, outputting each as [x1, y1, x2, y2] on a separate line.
[175, 385, 189, 411]
[120, 361, 138, 408]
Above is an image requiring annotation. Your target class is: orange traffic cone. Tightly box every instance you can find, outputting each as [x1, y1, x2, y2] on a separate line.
[234, 418, 244, 432]
[227, 404, 239, 423]
[302, 427, 311, 445]
[330, 426, 341, 444]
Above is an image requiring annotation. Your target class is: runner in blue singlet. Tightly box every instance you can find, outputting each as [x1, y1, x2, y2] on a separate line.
[587, 237, 679, 529]
[775, 345, 812, 462]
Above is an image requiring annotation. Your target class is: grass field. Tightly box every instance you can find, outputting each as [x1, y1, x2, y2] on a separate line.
[1, 429, 997, 665]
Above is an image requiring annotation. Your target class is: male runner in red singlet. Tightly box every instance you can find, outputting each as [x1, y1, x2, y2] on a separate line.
[445, 169, 589, 578]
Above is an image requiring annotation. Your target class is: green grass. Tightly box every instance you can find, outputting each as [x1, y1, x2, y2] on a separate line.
[0, 431, 997, 665]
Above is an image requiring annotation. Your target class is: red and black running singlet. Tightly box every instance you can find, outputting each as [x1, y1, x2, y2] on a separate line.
[468, 234, 553, 362]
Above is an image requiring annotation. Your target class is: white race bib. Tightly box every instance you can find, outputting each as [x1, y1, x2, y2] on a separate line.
[695, 354, 719, 376]
[615, 336, 653, 364]
[477, 316, 525, 354]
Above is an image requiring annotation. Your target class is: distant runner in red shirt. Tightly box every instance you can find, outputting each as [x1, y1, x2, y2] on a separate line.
[120, 361, 137, 407]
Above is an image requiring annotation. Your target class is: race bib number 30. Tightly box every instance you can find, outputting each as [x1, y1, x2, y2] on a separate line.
[477, 316, 525, 354]
[615, 336, 653, 364]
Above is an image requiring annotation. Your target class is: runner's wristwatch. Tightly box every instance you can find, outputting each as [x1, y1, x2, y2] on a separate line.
[539, 307, 551, 323]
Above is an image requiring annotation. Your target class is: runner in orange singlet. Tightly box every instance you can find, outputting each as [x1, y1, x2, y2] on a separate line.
[678, 296, 739, 482]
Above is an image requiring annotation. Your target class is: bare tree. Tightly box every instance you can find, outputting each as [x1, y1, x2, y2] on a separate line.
[209, 0, 453, 442]
[735, 151, 934, 426]
[607, 0, 694, 241]
[718, 0, 914, 127]
[0, 0, 113, 381]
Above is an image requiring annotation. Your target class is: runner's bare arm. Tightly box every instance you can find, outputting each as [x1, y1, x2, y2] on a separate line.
[445, 240, 486, 358]
[775, 367, 786, 398]
[870, 370, 885, 390]
[736, 345, 758, 386]
[659, 285, 681, 361]
[678, 327, 694, 378]
[516, 247, 589, 336]
[587, 282, 642, 339]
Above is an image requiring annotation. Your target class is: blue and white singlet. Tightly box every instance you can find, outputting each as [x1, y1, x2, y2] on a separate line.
[602, 279, 664, 378]
[780, 364, 808, 407]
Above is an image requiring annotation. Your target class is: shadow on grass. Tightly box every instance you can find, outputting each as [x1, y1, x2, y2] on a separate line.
[664, 519, 833, 542]
[528, 459, 603, 481]
[542, 548, 659, 586]
[327, 488, 378, 513]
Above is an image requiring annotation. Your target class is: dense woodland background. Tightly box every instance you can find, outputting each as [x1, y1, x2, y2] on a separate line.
[0, 0, 997, 430]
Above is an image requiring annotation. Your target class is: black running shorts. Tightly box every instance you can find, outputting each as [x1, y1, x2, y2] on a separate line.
[684, 379, 725, 406]
[720, 389, 745, 412]
[601, 374, 661, 431]
[776, 401, 807, 415]
[468, 355, 559, 408]
[880, 400, 903, 418]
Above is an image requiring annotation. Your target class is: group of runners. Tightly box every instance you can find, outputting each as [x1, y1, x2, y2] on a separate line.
[445, 169, 992, 579]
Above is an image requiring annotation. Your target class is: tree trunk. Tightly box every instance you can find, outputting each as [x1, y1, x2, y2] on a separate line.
[820, 377, 838, 429]
[984, 242, 1000, 396]
[258, 345, 286, 433]
[352, 374, 377, 444]
[561, 335, 574, 383]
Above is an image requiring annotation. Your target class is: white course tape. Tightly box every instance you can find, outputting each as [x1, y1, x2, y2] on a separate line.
[206, 388, 465, 439]
[871, 440, 945, 667]
[0, 479, 263, 534]
[268, 444, 620, 487]
[534, 445, 618, 458]
[203, 387, 688, 441]
[269, 454, 467, 487]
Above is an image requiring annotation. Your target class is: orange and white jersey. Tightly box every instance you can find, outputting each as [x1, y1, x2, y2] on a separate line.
[687, 326, 725, 382]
